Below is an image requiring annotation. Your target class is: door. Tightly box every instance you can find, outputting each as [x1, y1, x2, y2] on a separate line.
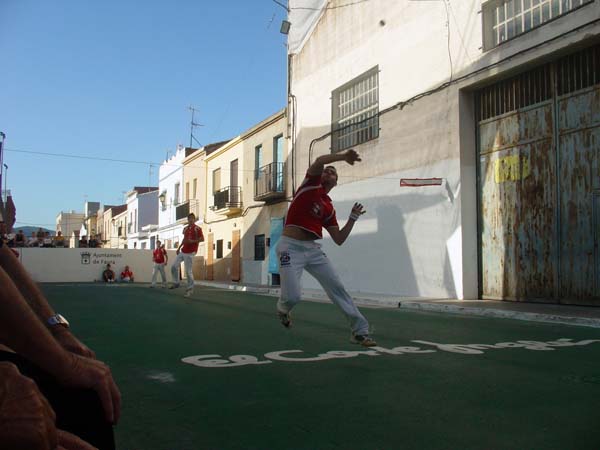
[477, 44, 600, 304]
[231, 229, 241, 282]
[557, 52, 600, 303]
[207, 233, 214, 280]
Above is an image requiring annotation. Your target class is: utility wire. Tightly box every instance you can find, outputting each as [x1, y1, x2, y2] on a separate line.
[272, 0, 372, 11]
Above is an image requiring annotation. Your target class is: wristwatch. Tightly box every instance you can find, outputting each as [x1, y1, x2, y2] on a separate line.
[47, 313, 70, 328]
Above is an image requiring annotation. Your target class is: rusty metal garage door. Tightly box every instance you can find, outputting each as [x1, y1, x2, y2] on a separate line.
[477, 44, 600, 304]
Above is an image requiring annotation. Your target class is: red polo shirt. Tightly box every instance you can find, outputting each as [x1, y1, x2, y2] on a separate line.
[181, 224, 204, 254]
[153, 247, 166, 264]
[284, 171, 338, 239]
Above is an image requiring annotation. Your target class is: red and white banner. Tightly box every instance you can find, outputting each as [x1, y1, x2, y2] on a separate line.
[400, 178, 443, 187]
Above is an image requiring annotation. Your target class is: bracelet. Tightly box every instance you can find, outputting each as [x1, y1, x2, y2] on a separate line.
[349, 212, 360, 221]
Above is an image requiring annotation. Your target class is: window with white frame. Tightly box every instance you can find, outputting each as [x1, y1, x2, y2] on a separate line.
[174, 183, 180, 205]
[483, 0, 594, 50]
[331, 66, 379, 152]
[255, 145, 262, 180]
[212, 168, 221, 193]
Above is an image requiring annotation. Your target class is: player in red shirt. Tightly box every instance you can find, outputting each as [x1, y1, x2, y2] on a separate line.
[277, 148, 376, 347]
[150, 240, 168, 288]
[170, 213, 204, 297]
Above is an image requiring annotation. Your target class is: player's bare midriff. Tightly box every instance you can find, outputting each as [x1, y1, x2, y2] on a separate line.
[282, 225, 318, 241]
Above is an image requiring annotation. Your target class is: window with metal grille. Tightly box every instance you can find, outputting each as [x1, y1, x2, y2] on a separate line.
[477, 44, 600, 121]
[556, 45, 600, 95]
[477, 65, 552, 121]
[483, 0, 595, 50]
[331, 66, 379, 152]
[254, 234, 265, 261]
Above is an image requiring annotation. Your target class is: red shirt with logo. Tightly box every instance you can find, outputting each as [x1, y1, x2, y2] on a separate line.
[181, 224, 204, 254]
[121, 270, 133, 279]
[153, 247, 167, 264]
[284, 171, 338, 239]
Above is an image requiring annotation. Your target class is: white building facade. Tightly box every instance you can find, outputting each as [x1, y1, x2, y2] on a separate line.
[157, 147, 188, 250]
[288, 0, 600, 304]
[56, 211, 85, 240]
[126, 187, 158, 250]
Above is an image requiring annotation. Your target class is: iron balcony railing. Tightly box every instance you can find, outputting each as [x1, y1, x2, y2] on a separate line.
[212, 186, 242, 211]
[254, 162, 285, 201]
[175, 200, 190, 221]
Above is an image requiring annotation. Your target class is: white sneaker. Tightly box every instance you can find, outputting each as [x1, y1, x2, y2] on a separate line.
[184, 290, 192, 298]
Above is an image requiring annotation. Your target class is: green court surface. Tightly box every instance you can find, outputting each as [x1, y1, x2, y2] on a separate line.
[43, 284, 600, 450]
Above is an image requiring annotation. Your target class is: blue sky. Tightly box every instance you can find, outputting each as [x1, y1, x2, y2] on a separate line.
[0, 0, 288, 228]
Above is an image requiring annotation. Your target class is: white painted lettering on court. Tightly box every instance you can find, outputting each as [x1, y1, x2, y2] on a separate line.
[181, 338, 600, 368]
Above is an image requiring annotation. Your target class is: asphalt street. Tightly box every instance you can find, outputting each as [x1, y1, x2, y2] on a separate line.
[44, 284, 600, 450]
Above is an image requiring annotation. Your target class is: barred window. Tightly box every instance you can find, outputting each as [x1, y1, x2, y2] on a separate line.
[254, 234, 265, 261]
[331, 66, 379, 152]
[483, 0, 595, 50]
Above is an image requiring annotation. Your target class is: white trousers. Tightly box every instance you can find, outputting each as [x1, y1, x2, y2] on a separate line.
[276, 235, 369, 335]
[151, 263, 167, 287]
[171, 252, 195, 290]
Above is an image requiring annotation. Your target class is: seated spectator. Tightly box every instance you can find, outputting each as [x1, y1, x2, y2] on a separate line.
[42, 232, 53, 248]
[14, 229, 26, 247]
[0, 242, 119, 449]
[53, 230, 65, 247]
[36, 228, 45, 247]
[88, 235, 98, 248]
[102, 264, 116, 283]
[95, 235, 103, 248]
[79, 236, 89, 248]
[120, 265, 134, 283]
[28, 231, 39, 247]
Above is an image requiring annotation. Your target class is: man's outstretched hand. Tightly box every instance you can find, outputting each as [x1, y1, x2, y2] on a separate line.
[344, 149, 362, 165]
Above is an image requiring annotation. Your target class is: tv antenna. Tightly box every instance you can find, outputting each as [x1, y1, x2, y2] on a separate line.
[188, 105, 204, 148]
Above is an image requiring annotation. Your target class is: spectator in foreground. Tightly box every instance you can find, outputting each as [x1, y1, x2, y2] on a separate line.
[0, 242, 120, 449]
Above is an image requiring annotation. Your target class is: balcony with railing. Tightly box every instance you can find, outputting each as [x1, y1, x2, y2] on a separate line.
[210, 186, 242, 216]
[176, 200, 190, 221]
[254, 162, 285, 202]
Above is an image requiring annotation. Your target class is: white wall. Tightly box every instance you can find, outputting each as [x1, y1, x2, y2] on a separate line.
[18, 248, 177, 283]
